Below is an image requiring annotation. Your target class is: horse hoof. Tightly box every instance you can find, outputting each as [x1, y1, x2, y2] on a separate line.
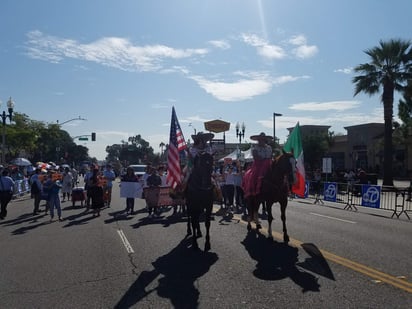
[256, 224, 262, 230]
[247, 223, 252, 231]
[204, 242, 211, 252]
[284, 235, 290, 243]
[187, 229, 192, 236]
[196, 232, 202, 238]
[267, 235, 274, 241]
[192, 243, 200, 251]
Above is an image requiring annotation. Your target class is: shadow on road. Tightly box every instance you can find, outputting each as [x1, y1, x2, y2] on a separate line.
[298, 243, 335, 281]
[241, 230, 322, 293]
[114, 237, 218, 308]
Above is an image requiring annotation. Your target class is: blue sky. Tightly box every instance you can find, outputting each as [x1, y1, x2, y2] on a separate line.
[0, 0, 411, 160]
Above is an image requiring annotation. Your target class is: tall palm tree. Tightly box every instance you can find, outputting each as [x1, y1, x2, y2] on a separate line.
[353, 39, 412, 186]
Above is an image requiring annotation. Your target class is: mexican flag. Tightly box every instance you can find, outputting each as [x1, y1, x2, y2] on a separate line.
[283, 122, 306, 197]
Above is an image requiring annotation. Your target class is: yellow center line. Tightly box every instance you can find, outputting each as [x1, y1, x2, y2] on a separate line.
[218, 208, 412, 293]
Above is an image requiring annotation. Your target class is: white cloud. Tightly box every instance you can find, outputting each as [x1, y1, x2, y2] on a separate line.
[25, 30, 209, 72]
[288, 35, 307, 46]
[292, 44, 318, 59]
[257, 44, 286, 60]
[208, 40, 230, 50]
[242, 32, 318, 60]
[289, 101, 361, 111]
[190, 75, 273, 101]
[334, 67, 353, 74]
[241, 33, 286, 60]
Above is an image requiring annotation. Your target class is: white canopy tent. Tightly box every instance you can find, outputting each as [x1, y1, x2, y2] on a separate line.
[218, 148, 253, 163]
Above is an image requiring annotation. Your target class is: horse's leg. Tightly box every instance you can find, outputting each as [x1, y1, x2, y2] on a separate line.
[186, 214, 192, 236]
[196, 216, 202, 238]
[191, 213, 200, 250]
[255, 200, 261, 230]
[280, 200, 289, 243]
[204, 203, 212, 252]
[266, 202, 274, 240]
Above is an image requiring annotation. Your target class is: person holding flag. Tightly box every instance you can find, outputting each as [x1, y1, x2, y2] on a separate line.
[166, 106, 187, 192]
[283, 122, 306, 198]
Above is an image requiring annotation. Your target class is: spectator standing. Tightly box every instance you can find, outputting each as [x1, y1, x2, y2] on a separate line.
[43, 172, 63, 222]
[103, 164, 116, 207]
[0, 169, 15, 220]
[121, 166, 139, 215]
[313, 169, 322, 197]
[84, 165, 94, 210]
[87, 168, 104, 217]
[146, 166, 162, 218]
[158, 165, 167, 186]
[224, 165, 236, 212]
[233, 162, 244, 213]
[61, 167, 73, 202]
[30, 168, 43, 215]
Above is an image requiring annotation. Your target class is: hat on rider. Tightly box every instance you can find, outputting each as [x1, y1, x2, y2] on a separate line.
[250, 132, 273, 142]
[191, 132, 215, 143]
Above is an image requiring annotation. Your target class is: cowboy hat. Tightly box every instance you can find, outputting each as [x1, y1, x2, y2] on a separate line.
[191, 131, 215, 142]
[250, 132, 273, 142]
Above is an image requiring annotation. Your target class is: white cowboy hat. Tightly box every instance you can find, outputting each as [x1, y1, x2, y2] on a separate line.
[250, 132, 273, 142]
[191, 132, 215, 142]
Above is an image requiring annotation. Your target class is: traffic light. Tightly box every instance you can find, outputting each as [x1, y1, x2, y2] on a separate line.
[91, 132, 96, 141]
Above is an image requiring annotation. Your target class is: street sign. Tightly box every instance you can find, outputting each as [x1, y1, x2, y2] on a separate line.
[78, 137, 88, 141]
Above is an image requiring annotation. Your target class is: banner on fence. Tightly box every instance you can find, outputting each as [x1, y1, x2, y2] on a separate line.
[144, 186, 177, 207]
[323, 182, 337, 202]
[361, 184, 381, 208]
[304, 182, 310, 198]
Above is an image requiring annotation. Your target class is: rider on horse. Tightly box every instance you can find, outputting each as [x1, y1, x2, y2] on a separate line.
[184, 132, 215, 251]
[243, 132, 274, 199]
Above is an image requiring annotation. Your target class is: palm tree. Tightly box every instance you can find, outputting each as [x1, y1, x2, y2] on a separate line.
[353, 39, 412, 186]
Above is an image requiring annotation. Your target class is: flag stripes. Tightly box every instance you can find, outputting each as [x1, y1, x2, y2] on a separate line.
[167, 107, 187, 189]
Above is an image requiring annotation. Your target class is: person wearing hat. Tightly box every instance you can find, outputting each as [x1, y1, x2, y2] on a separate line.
[243, 132, 273, 198]
[189, 132, 215, 158]
[182, 132, 215, 185]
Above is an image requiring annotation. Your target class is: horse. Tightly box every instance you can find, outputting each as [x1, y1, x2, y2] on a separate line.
[185, 151, 214, 251]
[243, 151, 295, 243]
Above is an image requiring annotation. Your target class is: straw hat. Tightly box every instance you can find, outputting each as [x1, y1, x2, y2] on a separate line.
[191, 131, 215, 143]
[250, 132, 273, 142]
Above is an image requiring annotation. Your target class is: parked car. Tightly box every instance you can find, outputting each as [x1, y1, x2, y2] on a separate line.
[128, 164, 147, 178]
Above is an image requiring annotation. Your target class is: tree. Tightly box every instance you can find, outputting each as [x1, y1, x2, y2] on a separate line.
[302, 134, 329, 171]
[398, 80, 412, 128]
[353, 39, 412, 186]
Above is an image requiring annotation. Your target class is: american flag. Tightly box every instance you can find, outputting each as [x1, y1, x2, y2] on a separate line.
[167, 107, 187, 189]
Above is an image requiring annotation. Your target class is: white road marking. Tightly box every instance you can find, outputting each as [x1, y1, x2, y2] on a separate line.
[310, 212, 357, 224]
[117, 229, 135, 253]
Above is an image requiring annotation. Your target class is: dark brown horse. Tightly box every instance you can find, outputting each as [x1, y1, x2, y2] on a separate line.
[185, 151, 214, 251]
[243, 152, 295, 243]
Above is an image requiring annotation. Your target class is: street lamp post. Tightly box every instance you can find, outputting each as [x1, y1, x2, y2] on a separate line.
[57, 116, 86, 126]
[0, 97, 14, 164]
[273, 112, 282, 145]
[236, 122, 246, 145]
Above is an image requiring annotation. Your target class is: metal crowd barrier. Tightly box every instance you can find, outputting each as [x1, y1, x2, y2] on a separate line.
[306, 180, 411, 220]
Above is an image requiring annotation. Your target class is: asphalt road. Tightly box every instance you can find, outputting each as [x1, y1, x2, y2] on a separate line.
[0, 179, 411, 308]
